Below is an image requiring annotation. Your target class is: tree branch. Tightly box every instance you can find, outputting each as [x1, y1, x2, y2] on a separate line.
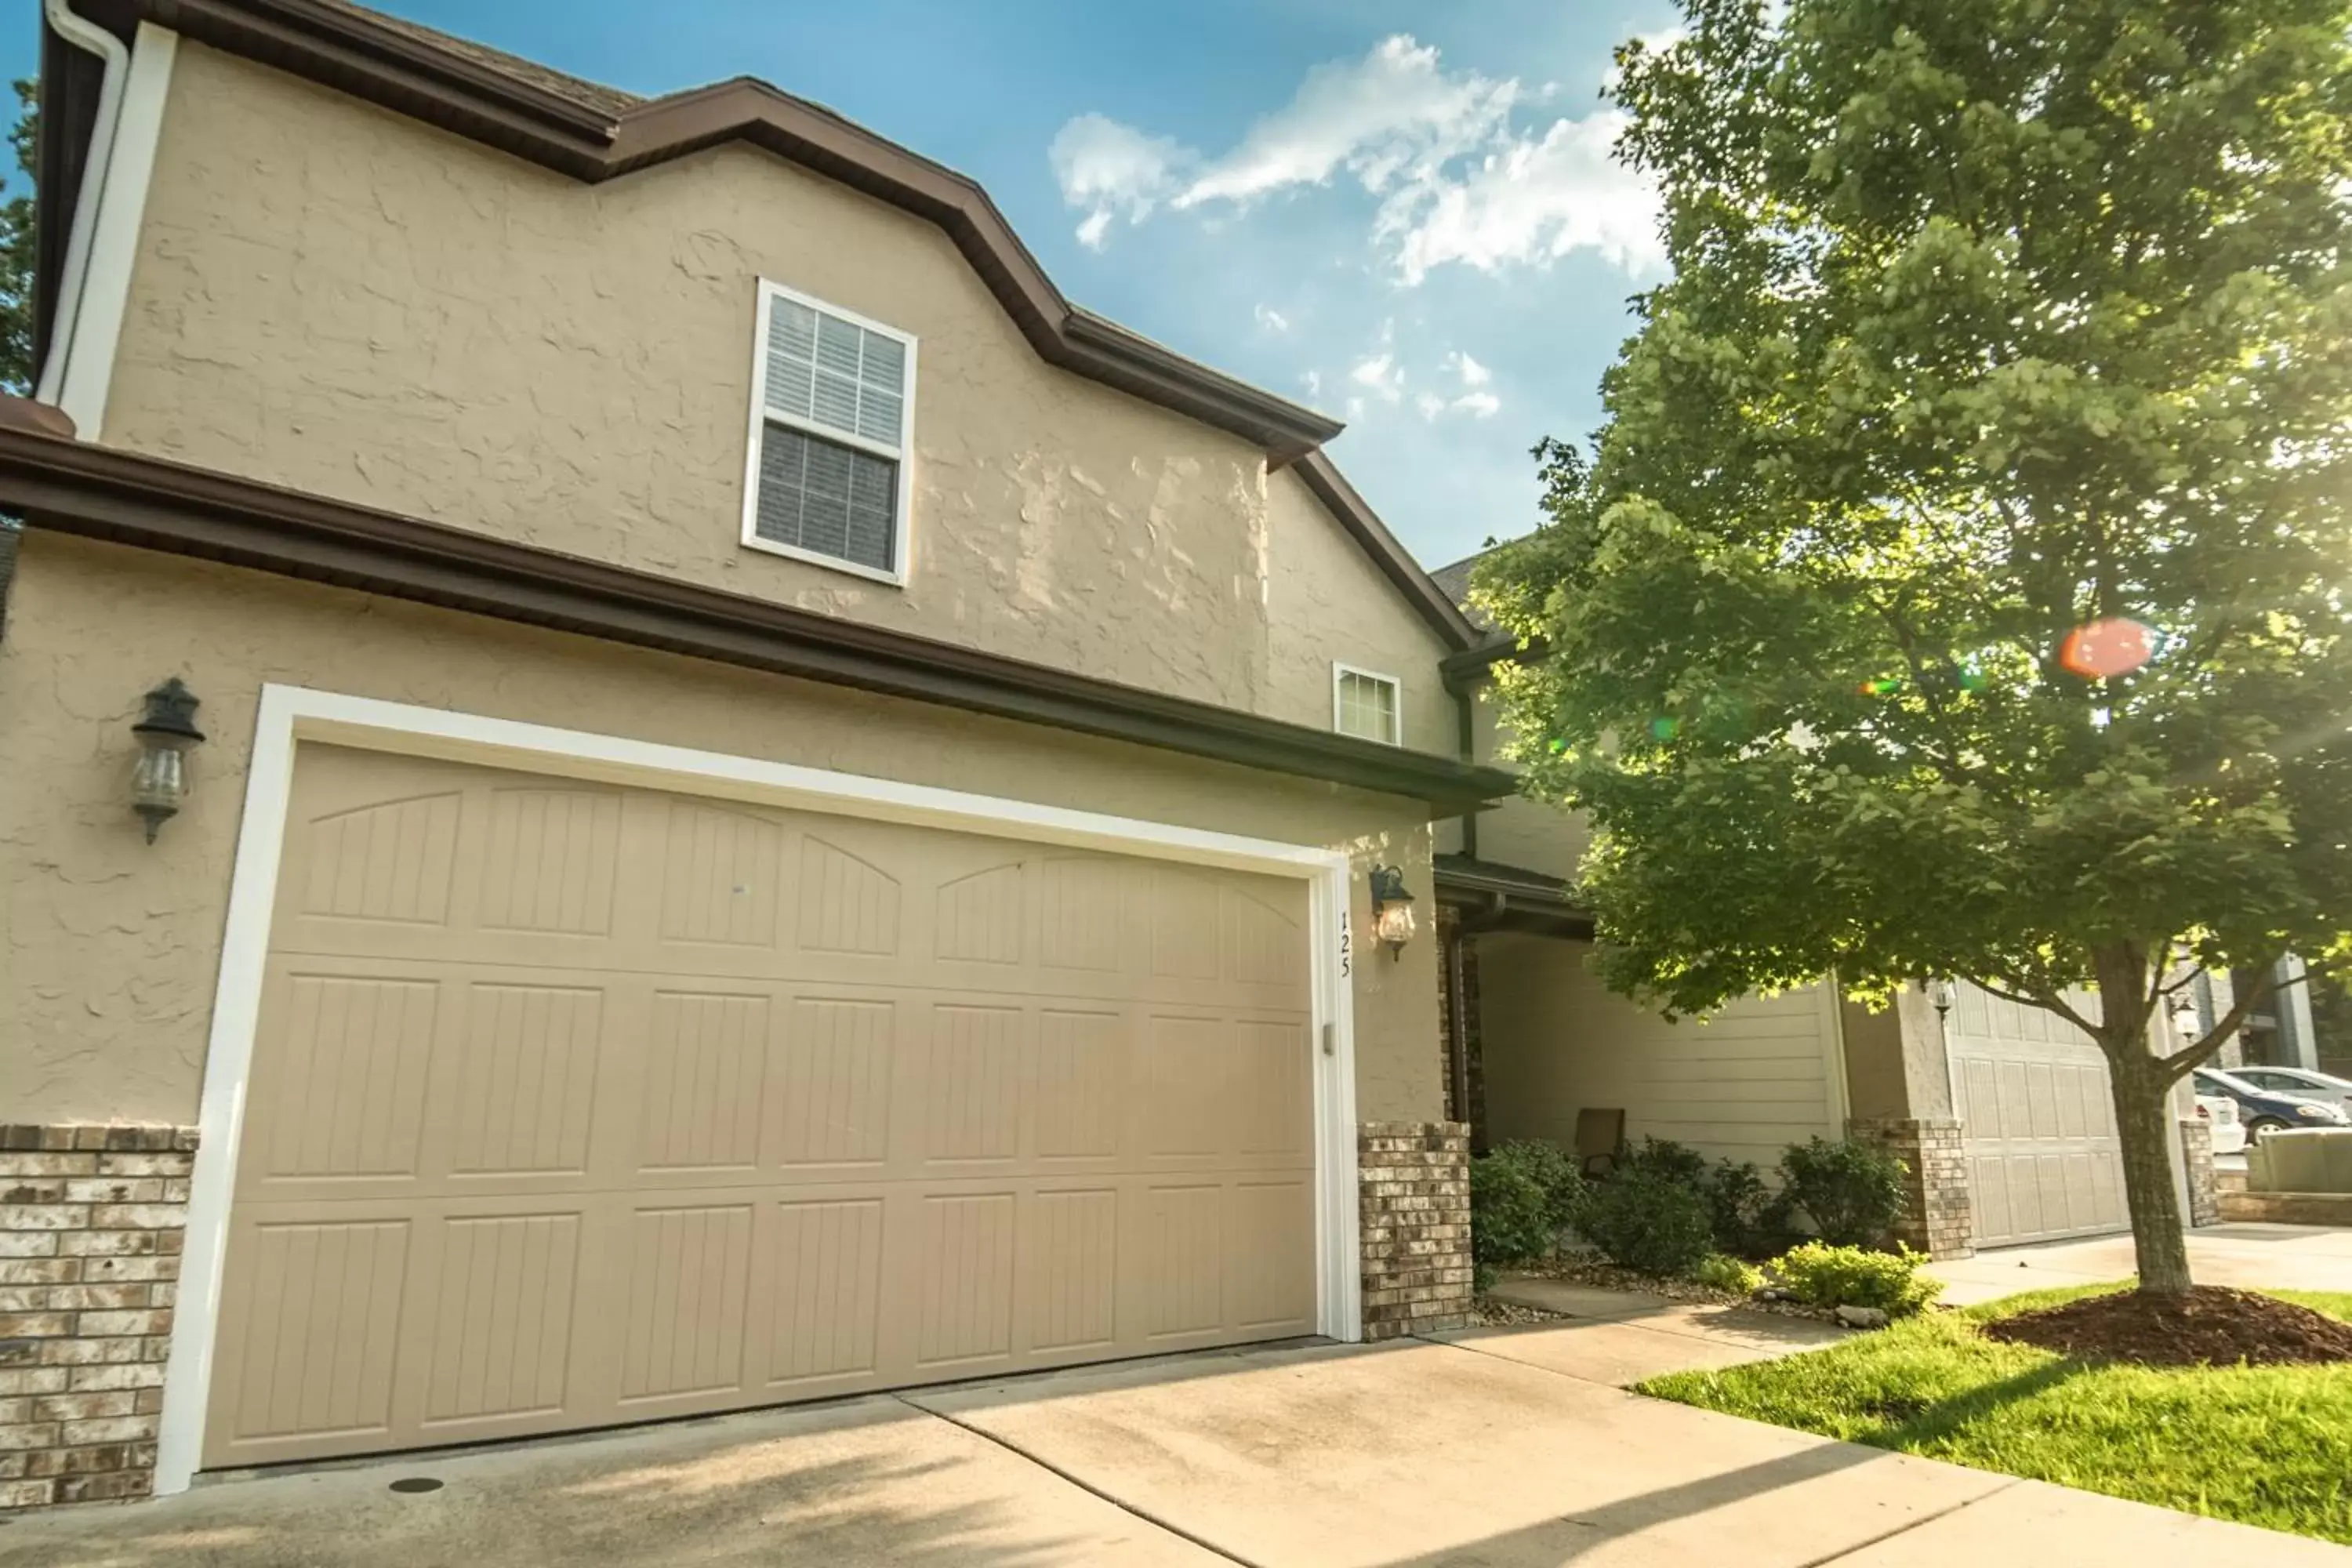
[2157, 962, 2279, 1084]
[1970, 976, 2101, 1037]
[2141, 935, 2180, 1014]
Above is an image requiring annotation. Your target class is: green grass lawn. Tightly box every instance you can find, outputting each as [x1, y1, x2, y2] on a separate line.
[1639, 1286, 2352, 1544]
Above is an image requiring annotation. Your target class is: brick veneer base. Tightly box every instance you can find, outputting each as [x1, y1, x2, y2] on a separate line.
[1359, 1121, 1472, 1340]
[0, 1123, 195, 1511]
[1847, 1116, 1974, 1260]
[2181, 1116, 2218, 1228]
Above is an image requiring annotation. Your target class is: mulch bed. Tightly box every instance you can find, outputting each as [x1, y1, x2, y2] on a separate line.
[1982, 1285, 2352, 1367]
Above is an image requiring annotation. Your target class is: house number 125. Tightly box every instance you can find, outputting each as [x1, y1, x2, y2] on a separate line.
[1338, 911, 1351, 978]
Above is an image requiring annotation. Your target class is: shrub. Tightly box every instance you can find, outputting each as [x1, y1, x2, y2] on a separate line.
[1580, 1167, 1714, 1277]
[1698, 1158, 1800, 1259]
[1470, 1141, 1586, 1286]
[1779, 1137, 1907, 1247]
[1770, 1240, 1942, 1317]
[1618, 1134, 1708, 1186]
[1690, 1252, 1766, 1295]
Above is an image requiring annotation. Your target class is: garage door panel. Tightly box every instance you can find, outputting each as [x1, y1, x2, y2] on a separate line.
[239, 967, 441, 1196]
[415, 1210, 583, 1431]
[210, 744, 1319, 1469]
[757, 1196, 888, 1389]
[771, 996, 898, 1168]
[208, 1214, 411, 1463]
[1022, 1187, 1120, 1354]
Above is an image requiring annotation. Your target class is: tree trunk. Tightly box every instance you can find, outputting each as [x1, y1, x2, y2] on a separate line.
[2105, 1041, 2193, 1297]
[2091, 941, 2193, 1298]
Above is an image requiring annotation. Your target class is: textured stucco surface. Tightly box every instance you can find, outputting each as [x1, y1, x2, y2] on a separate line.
[1461, 683, 1585, 879]
[99, 43, 1452, 752]
[0, 535, 1442, 1127]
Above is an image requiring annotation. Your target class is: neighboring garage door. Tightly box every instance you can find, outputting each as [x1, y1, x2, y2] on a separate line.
[204, 744, 1317, 1468]
[1948, 984, 2127, 1247]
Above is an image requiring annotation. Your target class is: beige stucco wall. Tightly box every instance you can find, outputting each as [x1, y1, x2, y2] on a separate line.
[0, 535, 1442, 1128]
[1263, 467, 1453, 755]
[1461, 681, 1585, 878]
[1479, 935, 1847, 1168]
[97, 42, 1453, 756]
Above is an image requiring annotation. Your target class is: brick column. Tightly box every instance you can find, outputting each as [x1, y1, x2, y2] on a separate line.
[1847, 1116, 1974, 1260]
[0, 1124, 196, 1511]
[2180, 1116, 2218, 1227]
[1358, 1121, 1471, 1340]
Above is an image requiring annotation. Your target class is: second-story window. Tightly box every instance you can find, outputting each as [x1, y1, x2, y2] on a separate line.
[741, 281, 917, 583]
[1334, 664, 1402, 746]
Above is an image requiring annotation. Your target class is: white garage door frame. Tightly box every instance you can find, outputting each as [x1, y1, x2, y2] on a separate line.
[156, 683, 1364, 1495]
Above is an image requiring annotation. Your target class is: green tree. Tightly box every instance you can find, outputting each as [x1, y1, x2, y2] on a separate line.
[1480, 0, 2352, 1297]
[0, 78, 34, 394]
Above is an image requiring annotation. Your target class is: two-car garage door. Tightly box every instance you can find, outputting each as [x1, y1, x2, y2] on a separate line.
[204, 744, 1317, 1468]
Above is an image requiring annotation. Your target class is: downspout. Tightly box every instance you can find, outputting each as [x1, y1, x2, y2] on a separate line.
[34, 0, 129, 409]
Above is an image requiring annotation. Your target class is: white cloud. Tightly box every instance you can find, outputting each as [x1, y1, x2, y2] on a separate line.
[1254, 303, 1291, 332]
[1302, 368, 1323, 397]
[1048, 33, 1662, 281]
[1446, 350, 1492, 387]
[1050, 113, 1192, 247]
[1174, 36, 1515, 209]
[1415, 392, 1446, 421]
[1453, 390, 1501, 418]
[1349, 351, 1406, 402]
[1386, 111, 1664, 281]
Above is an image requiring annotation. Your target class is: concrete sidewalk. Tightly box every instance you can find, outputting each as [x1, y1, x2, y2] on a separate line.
[2, 1306, 2343, 1566]
[1926, 1221, 2352, 1306]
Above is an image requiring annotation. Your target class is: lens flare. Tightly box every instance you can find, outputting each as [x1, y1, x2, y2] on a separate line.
[2059, 619, 2154, 680]
[1650, 716, 1680, 741]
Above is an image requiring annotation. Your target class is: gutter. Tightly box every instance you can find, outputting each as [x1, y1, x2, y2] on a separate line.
[0, 405, 1521, 814]
[33, 0, 128, 408]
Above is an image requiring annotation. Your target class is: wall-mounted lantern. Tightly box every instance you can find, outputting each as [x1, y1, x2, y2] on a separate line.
[1926, 978, 1956, 1022]
[130, 677, 205, 843]
[1369, 864, 1417, 959]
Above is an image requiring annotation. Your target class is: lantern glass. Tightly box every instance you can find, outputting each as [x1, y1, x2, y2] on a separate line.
[1374, 900, 1417, 949]
[132, 739, 191, 839]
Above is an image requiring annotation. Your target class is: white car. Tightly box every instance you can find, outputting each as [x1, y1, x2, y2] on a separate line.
[2194, 1088, 2248, 1155]
[2229, 1065, 2352, 1120]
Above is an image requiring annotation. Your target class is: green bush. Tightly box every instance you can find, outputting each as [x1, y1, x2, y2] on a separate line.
[1699, 1158, 1800, 1259]
[1580, 1167, 1714, 1277]
[1618, 1134, 1708, 1185]
[1770, 1240, 1941, 1317]
[1470, 1141, 1587, 1286]
[1778, 1137, 1908, 1247]
[1690, 1252, 1766, 1294]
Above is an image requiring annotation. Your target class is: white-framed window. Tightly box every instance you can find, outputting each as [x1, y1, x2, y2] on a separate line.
[1333, 663, 1402, 746]
[739, 279, 917, 584]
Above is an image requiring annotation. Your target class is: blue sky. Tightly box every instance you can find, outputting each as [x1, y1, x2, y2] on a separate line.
[5, 1, 1681, 571]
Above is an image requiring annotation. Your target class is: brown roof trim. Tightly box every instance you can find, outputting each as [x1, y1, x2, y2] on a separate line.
[1442, 635, 1540, 688]
[123, 0, 1344, 464]
[0, 419, 1516, 813]
[1434, 852, 1593, 939]
[1293, 452, 1484, 652]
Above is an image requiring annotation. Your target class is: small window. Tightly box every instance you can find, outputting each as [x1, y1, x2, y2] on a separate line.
[1333, 664, 1402, 746]
[741, 281, 916, 583]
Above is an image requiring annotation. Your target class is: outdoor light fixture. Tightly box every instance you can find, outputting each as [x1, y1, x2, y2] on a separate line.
[1927, 978, 1956, 1021]
[1369, 863, 1417, 959]
[130, 677, 205, 843]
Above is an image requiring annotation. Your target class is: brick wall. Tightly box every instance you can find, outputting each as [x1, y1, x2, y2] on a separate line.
[1847, 1116, 1973, 1260]
[1359, 1121, 1472, 1340]
[0, 1124, 195, 1510]
[2181, 1116, 2218, 1228]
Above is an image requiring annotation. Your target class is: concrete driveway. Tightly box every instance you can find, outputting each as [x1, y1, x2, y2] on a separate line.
[5, 1306, 2345, 1567]
[1926, 1221, 2352, 1305]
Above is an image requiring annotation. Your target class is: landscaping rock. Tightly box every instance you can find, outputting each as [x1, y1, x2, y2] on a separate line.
[1835, 1305, 1890, 1329]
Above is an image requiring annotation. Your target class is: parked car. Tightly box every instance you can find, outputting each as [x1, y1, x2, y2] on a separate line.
[2227, 1065, 2352, 1120]
[2193, 1085, 2248, 1155]
[2192, 1066, 2352, 1141]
